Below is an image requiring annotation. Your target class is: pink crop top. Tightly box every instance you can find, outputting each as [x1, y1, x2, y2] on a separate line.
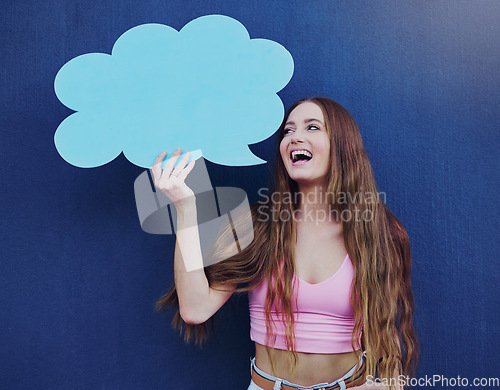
[248, 254, 361, 354]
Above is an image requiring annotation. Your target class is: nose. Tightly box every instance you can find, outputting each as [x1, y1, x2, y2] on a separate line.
[290, 129, 304, 144]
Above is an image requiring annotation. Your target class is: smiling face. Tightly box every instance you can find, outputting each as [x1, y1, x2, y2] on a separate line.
[279, 101, 331, 188]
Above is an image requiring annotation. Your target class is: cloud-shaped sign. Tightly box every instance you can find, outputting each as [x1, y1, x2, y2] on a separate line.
[54, 15, 294, 168]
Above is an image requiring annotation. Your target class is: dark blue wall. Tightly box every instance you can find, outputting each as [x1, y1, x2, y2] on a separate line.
[1, 1, 498, 389]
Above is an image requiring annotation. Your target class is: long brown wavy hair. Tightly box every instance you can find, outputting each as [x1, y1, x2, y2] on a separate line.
[156, 97, 418, 387]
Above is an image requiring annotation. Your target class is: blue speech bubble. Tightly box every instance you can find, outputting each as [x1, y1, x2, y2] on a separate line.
[54, 15, 294, 168]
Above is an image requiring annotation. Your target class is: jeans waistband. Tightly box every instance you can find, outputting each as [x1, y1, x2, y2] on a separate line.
[249, 353, 364, 390]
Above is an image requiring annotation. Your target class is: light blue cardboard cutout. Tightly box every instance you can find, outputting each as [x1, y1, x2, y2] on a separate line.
[54, 15, 294, 168]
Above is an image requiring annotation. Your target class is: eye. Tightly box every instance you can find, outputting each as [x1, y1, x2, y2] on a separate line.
[307, 124, 320, 131]
[283, 128, 294, 135]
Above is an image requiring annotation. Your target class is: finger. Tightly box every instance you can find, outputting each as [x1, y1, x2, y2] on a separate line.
[171, 151, 191, 177]
[151, 151, 167, 181]
[177, 156, 196, 181]
[161, 148, 183, 177]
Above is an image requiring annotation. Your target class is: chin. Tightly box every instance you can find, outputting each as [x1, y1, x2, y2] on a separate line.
[290, 176, 324, 187]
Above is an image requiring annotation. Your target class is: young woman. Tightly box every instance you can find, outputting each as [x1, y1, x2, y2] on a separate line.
[152, 97, 418, 389]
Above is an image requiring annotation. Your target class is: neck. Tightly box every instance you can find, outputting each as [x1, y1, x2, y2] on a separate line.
[296, 184, 334, 225]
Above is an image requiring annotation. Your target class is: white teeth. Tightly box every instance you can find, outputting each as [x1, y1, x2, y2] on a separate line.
[291, 150, 312, 160]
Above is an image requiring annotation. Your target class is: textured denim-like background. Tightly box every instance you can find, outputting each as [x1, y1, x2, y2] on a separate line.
[1, 1, 498, 389]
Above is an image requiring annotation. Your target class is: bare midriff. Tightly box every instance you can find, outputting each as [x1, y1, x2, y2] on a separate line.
[254, 342, 360, 387]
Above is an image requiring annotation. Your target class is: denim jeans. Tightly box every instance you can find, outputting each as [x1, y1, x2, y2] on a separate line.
[247, 355, 363, 390]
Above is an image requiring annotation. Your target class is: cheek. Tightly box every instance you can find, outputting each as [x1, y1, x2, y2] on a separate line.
[279, 140, 288, 162]
[319, 137, 331, 165]
[321, 137, 331, 155]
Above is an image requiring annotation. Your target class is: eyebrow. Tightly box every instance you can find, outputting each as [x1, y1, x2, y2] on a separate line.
[285, 118, 324, 126]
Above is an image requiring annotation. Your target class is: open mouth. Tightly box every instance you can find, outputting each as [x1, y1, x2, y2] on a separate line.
[290, 149, 313, 165]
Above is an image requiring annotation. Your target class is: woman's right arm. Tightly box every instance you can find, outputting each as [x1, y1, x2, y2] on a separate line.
[152, 149, 236, 325]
